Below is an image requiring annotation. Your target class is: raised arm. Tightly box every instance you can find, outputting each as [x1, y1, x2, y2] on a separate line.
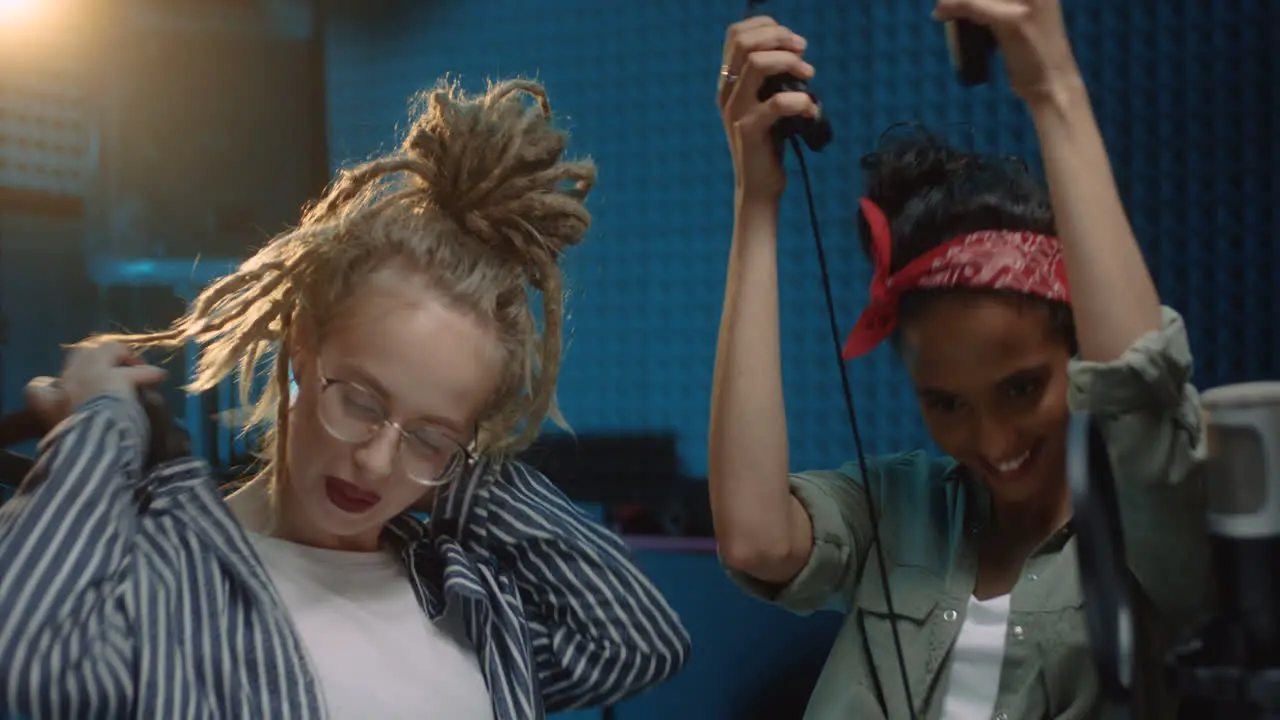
[708, 17, 832, 589]
[935, 0, 1161, 361]
[936, 0, 1210, 623]
[0, 343, 169, 717]
[0, 393, 147, 718]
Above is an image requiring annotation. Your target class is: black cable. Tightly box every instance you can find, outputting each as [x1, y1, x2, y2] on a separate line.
[787, 137, 918, 720]
[737, 2, 916, 715]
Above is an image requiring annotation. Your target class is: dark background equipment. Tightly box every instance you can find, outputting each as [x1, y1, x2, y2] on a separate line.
[0, 386, 192, 487]
[1071, 380, 1280, 719]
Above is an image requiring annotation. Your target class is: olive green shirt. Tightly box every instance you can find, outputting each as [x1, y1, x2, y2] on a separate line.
[728, 307, 1210, 719]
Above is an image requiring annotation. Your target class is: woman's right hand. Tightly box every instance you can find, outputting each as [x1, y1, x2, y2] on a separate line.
[21, 342, 166, 434]
[53, 341, 167, 418]
[717, 16, 819, 202]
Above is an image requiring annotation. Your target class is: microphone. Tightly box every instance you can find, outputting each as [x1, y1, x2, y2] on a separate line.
[1201, 382, 1280, 650]
[1074, 380, 1280, 717]
[945, 20, 997, 86]
[1166, 381, 1280, 716]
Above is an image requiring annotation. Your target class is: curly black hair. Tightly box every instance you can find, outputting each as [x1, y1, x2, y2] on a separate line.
[857, 125, 1077, 353]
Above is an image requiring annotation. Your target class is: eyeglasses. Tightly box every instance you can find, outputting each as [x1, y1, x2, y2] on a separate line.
[314, 360, 474, 486]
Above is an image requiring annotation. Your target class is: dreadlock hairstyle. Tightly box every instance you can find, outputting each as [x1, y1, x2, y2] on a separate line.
[106, 77, 595, 497]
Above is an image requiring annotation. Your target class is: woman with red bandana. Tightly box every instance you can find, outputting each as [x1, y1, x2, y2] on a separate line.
[708, 1, 1209, 718]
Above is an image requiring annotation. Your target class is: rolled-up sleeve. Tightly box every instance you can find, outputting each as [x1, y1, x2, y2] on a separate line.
[1068, 306, 1210, 627]
[724, 466, 877, 615]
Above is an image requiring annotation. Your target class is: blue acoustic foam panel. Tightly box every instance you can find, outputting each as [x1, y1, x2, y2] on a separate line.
[323, 0, 1277, 478]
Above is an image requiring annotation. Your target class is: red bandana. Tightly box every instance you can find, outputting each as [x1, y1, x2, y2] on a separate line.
[841, 197, 1071, 360]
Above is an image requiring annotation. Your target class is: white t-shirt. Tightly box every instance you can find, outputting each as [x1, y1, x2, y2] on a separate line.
[940, 593, 1011, 719]
[249, 534, 494, 720]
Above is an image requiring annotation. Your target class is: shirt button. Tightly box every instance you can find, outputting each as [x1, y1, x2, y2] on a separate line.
[1026, 572, 1039, 581]
[1012, 625, 1025, 640]
[943, 609, 958, 622]
[994, 713, 1008, 720]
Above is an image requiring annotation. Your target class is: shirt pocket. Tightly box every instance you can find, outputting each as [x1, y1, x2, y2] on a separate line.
[853, 560, 947, 717]
[1033, 599, 1101, 717]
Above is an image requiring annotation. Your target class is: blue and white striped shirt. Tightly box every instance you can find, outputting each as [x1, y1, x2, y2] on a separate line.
[0, 395, 690, 719]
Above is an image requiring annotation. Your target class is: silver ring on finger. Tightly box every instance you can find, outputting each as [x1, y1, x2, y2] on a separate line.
[720, 64, 739, 83]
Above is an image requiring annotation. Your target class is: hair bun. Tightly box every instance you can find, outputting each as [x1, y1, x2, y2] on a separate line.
[859, 125, 972, 222]
[855, 124, 1053, 272]
[401, 78, 596, 271]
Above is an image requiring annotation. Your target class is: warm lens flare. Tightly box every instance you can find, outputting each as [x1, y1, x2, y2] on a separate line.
[0, 0, 44, 23]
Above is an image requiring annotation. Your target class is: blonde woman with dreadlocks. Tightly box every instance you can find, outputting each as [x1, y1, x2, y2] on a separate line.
[0, 78, 690, 720]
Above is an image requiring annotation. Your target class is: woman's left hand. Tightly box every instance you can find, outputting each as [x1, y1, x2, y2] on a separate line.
[933, 0, 1081, 106]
